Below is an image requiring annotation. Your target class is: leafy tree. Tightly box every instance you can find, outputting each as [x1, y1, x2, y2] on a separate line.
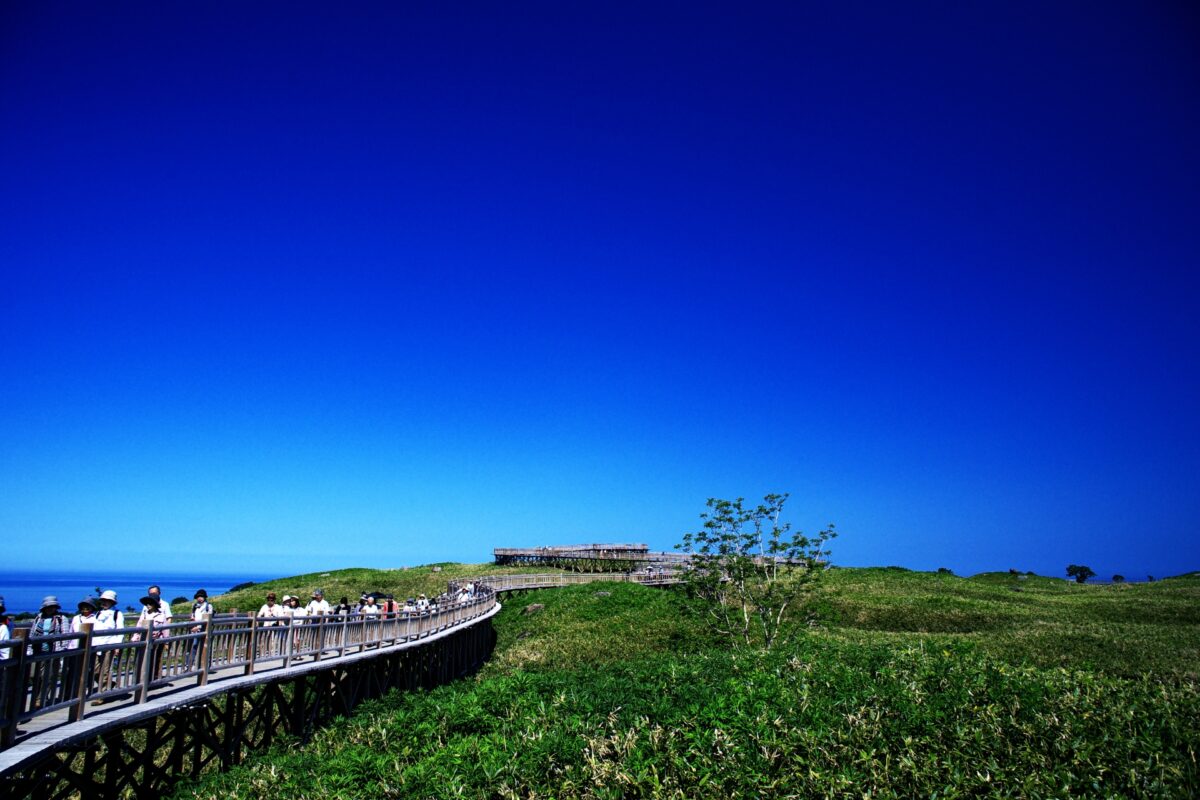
[1066, 564, 1096, 584]
[676, 493, 836, 650]
[1112, 575, 1125, 584]
[937, 567, 953, 575]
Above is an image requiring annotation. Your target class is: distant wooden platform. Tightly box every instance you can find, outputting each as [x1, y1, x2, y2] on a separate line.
[494, 545, 690, 566]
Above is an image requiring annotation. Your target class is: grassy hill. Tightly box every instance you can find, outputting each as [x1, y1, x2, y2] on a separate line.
[819, 567, 1200, 676]
[174, 565, 1200, 799]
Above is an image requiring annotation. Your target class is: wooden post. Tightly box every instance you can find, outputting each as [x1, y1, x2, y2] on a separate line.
[70, 622, 94, 722]
[282, 618, 294, 670]
[197, 614, 212, 686]
[2, 629, 30, 747]
[136, 619, 155, 704]
[245, 614, 259, 676]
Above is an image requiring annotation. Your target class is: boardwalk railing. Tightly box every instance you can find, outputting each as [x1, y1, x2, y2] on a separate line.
[0, 569, 683, 752]
[0, 587, 499, 749]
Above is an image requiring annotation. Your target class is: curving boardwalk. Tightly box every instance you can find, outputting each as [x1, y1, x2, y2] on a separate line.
[0, 569, 680, 798]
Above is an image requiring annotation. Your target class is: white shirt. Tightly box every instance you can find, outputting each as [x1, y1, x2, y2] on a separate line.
[0, 622, 10, 660]
[305, 598, 331, 615]
[257, 602, 287, 625]
[70, 612, 99, 648]
[288, 604, 308, 619]
[94, 606, 125, 646]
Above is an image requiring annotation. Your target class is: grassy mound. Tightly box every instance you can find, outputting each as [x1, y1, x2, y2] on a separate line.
[173, 569, 1200, 799]
[819, 566, 1200, 676]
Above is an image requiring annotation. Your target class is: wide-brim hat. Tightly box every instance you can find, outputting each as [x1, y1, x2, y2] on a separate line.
[41, 595, 60, 610]
[194, 589, 208, 599]
[100, 590, 118, 602]
[281, 595, 293, 603]
[78, 597, 97, 611]
[139, 595, 157, 607]
[312, 590, 323, 597]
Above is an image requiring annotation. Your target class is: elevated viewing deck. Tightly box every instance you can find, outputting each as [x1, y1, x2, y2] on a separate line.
[494, 544, 690, 567]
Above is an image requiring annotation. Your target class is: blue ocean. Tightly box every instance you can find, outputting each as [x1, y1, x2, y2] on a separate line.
[0, 571, 255, 616]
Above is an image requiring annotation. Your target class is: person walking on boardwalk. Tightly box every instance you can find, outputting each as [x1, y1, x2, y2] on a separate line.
[69, 598, 99, 697]
[29, 596, 73, 710]
[135, 592, 170, 680]
[284, 595, 308, 655]
[360, 595, 380, 616]
[0, 596, 8, 652]
[333, 596, 353, 616]
[257, 592, 286, 657]
[285, 595, 307, 619]
[95, 591, 125, 640]
[70, 597, 98, 643]
[0, 596, 11, 661]
[93, 590, 125, 699]
[191, 590, 213, 624]
[257, 592, 286, 623]
[136, 593, 170, 630]
[305, 589, 330, 616]
[30, 596, 72, 649]
[145, 585, 172, 621]
[0, 598, 9, 704]
[185, 590, 213, 670]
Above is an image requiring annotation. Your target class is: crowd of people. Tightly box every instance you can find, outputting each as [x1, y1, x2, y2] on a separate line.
[0, 581, 485, 651]
[253, 583, 480, 624]
[0, 581, 486, 713]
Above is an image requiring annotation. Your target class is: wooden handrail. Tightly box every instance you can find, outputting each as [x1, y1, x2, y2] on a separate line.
[0, 569, 681, 751]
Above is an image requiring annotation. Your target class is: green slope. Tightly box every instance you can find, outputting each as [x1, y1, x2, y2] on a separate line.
[172, 565, 1200, 799]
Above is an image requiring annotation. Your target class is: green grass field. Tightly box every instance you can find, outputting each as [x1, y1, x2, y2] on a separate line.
[173, 566, 1200, 799]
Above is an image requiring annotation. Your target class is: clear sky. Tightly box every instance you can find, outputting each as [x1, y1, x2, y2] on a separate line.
[2, 2, 1198, 581]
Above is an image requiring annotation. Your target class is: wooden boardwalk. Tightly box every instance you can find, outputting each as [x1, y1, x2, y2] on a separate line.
[0, 569, 680, 785]
[494, 544, 691, 567]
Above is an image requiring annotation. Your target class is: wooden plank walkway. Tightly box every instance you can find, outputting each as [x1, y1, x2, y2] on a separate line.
[0, 600, 502, 775]
[0, 570, 680, 777]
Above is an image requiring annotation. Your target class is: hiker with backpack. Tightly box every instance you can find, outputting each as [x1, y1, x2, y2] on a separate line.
[93, 590, 126, 700]
[29, 596, 75, 710]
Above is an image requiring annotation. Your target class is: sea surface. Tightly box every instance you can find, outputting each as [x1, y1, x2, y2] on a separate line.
[0, 570, 255, 616]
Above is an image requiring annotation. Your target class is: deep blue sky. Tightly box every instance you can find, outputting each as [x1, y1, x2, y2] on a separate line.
[2, 2, 1198, 581]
